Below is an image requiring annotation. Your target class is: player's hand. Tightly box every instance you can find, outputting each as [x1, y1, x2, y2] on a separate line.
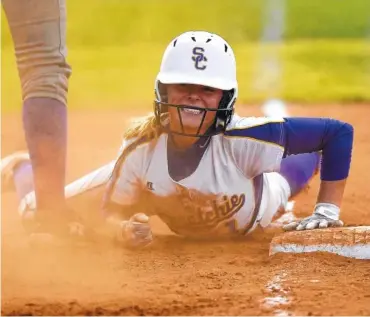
[118, 213, 153, 249]
[283, 203, 344, 231]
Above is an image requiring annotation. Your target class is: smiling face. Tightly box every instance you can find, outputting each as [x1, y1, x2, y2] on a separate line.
[166, 83, 223, 136]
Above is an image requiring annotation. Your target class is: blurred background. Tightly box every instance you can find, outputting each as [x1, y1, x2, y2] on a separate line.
[2, 0, 370, 113]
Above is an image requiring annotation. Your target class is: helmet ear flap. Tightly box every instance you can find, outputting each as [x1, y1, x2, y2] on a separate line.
[157, 81, 168, 103]
[154, 81, 169, 128]
[155, 81, 168, 115]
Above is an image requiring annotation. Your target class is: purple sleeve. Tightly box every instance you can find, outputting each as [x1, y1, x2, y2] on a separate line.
[283, 117, 354, 181]
[225, 117, 353, 181]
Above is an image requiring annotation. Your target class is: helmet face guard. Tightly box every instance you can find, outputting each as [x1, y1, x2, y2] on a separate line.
[154, 90, 235, 137]
[153, 31, 238, 137]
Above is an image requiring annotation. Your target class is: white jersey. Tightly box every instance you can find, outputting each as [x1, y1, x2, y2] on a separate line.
[107, 115, 286, 237]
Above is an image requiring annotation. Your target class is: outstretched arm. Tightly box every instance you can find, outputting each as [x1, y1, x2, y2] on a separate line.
[282, 117, 354, 230]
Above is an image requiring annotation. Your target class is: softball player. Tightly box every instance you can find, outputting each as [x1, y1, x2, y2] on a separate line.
[1, 31, 353, 248]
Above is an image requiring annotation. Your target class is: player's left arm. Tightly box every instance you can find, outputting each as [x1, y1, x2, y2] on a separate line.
[283, 117, 353, 194]
[228, 116, 353, 230]
[281, 117, 354, 230]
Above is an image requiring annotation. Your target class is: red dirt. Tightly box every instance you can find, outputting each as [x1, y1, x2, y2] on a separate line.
[2, 104, 370, 316]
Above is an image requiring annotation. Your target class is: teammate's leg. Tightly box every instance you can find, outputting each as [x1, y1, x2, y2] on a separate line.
[2, 0, 71, 223]
[1, 152, 116, 233]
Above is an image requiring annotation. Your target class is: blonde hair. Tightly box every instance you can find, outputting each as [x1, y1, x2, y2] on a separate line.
[104, 113, 164, 209]
[123, 113, 165, 141]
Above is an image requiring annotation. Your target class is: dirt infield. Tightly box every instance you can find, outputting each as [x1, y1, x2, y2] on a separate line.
[2, 104, 370, 316]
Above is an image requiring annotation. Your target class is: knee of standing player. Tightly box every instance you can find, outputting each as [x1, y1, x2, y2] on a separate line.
[18, 50, 72, 105]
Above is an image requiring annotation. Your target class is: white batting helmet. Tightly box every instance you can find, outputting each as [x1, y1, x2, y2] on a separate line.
[154, 31, 238, 136]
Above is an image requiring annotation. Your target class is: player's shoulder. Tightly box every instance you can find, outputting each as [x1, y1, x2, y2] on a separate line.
[221, 113, 285, 148]
[226, 113, 285, 132]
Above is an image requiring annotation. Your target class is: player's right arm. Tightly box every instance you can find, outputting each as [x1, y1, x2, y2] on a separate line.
[101, 138, 153, 248]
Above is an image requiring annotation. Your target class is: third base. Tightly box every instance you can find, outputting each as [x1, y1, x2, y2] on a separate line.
[269, 226, 370, 260]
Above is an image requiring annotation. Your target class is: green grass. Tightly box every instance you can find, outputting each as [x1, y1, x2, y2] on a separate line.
[2, 0, 370, 48]
[285, 0, 370, 39]
[2, 0, 370, 111]
[2, 40, 370, 112]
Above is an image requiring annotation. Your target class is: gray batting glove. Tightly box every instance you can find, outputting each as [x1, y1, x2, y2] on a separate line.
[118, 213, 153, 249]
[283, 203, 344, 231]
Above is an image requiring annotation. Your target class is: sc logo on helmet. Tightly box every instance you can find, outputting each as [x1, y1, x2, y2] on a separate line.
[192, 47, 207, 70]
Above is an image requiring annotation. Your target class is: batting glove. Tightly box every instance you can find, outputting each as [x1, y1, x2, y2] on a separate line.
[117, 213, 153, 249]
[283, 203, 344, 231]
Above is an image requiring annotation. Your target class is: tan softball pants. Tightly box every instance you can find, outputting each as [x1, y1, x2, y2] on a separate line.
[2, 0, 72, 105]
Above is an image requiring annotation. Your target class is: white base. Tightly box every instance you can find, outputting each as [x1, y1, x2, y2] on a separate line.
[270, 243, 370, 260]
